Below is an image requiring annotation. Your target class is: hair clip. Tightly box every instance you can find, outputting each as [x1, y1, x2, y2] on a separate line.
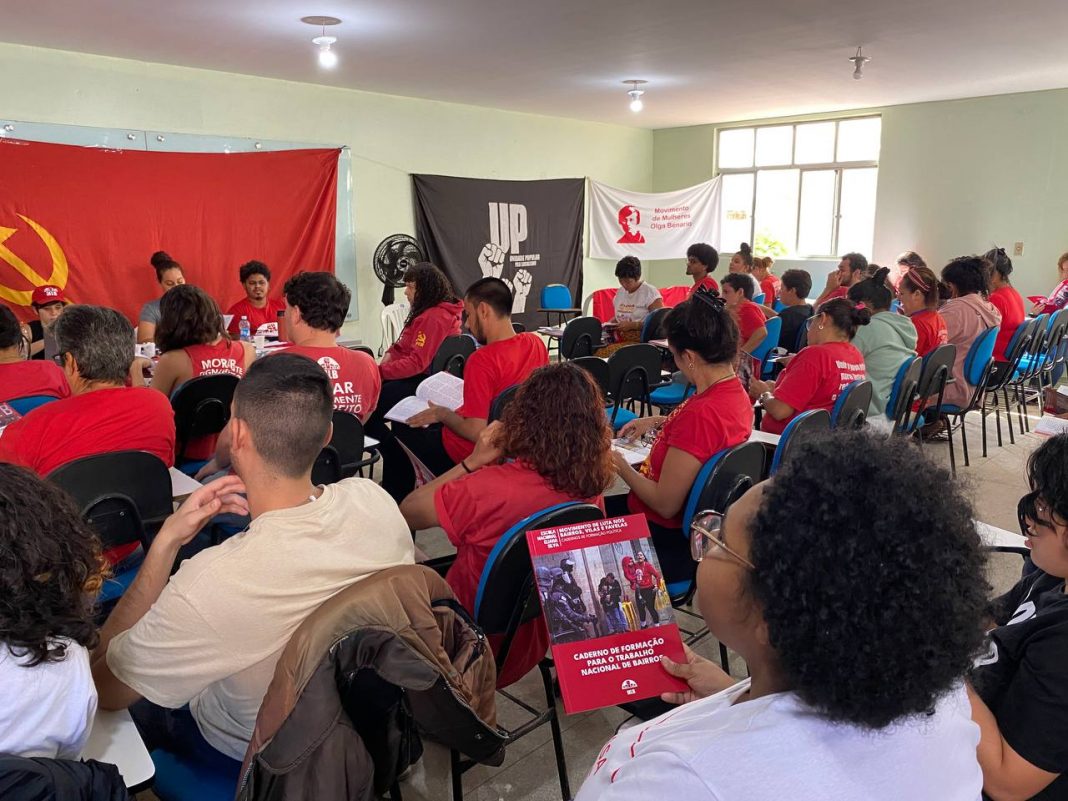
[693, 286, 726, 310]
[855, 302, 866, 311]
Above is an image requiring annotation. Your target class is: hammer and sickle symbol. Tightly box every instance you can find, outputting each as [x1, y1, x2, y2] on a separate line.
[0, 214, 70, 306]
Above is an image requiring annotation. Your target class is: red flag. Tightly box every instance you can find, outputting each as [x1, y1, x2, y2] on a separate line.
[0, 139, 338, 322]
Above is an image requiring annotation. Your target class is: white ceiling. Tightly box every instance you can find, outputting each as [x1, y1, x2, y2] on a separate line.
[6, 0, 1068, 129]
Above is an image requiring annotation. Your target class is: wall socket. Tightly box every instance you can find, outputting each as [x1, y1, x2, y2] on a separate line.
[1014, 242, 1025, 256]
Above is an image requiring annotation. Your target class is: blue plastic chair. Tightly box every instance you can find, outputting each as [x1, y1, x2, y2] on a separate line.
[7, 394, 60, 415]
[648, 381, 695, 411]
[472, 501, 604, 801]
[538, 284, 580, 327]
[829, 379, 873, 429]
[752, 292, 766, 305]
[885, 356, 923, 434]
[773, 300, 786, 313]
[151, 750, 241, 801]
[940, 327, 998, 472]
[751, 316, 782, 377]
[769, 410, 831, 475]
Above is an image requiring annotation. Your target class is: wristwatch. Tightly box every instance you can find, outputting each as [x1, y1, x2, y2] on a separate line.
[758, 391, 774, 407]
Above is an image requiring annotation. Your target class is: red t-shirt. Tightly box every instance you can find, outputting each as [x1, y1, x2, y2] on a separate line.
[989, 285, 1026, 362]
[0, 360, 71, 403]
[909, 309, 949, 358]
[180, 340, 247, 460]
[434, 460, 604, 687]
[380, 300, 464, 381]
[818, 285, 849, 305]
[735, 300, 766, 346]
[687, 276, 720, 296]
[186, 339, 247, 379]
[0, 387, 176, 565]
[225, 297, 286, 337]
[282, 345, 382, 421]
[760, 275, 781, 303]
[629, 378, 754, 528]
[442, 333, 549, 463]
[762, 341, 866, 435]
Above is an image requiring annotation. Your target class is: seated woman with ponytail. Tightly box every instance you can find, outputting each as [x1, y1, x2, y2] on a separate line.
[748, 298, 868, 435]
[939, 256, 1001, 410]
[609, 290, 754, 584]
[848, 267, 917, 420]
[898, 263, 948, 357]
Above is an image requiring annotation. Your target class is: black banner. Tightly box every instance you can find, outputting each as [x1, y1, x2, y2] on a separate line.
[413, 174, 585, 331]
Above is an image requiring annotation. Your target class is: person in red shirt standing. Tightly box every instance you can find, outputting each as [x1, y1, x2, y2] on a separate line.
[749, 299, 869, 435]
[0, 305, 176, 565]
[0, 304, 70, 404]
[685, 243, 720, 296]
[985, 247, 1026, 364]
[610, 291, 754, 586]
[400, 362, 614, 686]
[753, 256, 781, 304]
[224, 261, 287, 339]
[815, 252, 869, 306]
[281, 271, 380, 421]
[721, 273, 770, 360]
[898, 264, 948, 357]
[386, 277, 549, 502]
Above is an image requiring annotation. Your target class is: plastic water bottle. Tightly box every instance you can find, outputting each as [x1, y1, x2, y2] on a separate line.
[238, 316, 251, 342]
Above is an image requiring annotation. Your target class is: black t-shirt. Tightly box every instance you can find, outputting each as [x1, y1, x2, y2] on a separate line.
[972, 570, 1068, 800]
[28, 319, 44, 360]
[778, 304, 814, 353]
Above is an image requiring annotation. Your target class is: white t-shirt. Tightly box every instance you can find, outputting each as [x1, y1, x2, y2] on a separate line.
[0, 640, 97, 759]
[613, 282, 661, 323]
[107, 477, 415, 760]
[576, 680, 982, 801]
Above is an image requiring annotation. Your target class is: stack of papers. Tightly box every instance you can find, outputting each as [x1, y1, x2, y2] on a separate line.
[1033, 415, 1068, 438]
[612, 438, 650, 466]
[385, 372, 464, 423]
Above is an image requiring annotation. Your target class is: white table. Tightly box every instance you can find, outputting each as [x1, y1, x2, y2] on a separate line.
[747, 430, 781, 447]
[83, 708, 155, 791]
[364, 436, 380, 450]
[169, 466, 203, 501]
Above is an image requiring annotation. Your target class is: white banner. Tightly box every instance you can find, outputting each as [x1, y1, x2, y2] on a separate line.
[589, 177, 722, 260]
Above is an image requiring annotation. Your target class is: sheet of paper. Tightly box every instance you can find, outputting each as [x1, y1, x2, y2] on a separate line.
[538, 326, 565, 338]
[385, 396, 431, 424]
[612, 438, 650, 466]
[415, 370, 464, 410]
[1034, 414, 1068, 437]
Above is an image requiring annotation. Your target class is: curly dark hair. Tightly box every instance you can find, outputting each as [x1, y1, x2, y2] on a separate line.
[283, 271, 352, 332]
[665, 294, 739, 365]
[816, 297, 871, 339]
[156, 284, 227, 352]
[403, 262, 457, 327]
[721, 272, 755, 299]
[942, 256, 991, 298]
[150, 250, 183, 283]
[686, 243, 719, 271]
[746, 430, 988, 728]
[498, 362, 614, 499]
[1028, 433, 1068, 524]
[0, 464, 106, 666]
[239, 260, 271, 283]
[0, 304, 25, 350]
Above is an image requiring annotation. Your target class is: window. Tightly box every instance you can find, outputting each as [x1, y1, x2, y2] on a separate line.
[716, 117, 880, 258]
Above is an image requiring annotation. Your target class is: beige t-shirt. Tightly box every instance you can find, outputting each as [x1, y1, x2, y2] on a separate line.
[107, 477, 415, 760]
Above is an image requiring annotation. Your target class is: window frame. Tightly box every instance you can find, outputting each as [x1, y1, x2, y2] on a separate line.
[715, 115, 880, 259]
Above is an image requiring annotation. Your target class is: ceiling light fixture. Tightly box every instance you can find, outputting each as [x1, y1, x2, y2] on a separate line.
[624, 80, 647, 113]
[849, 46, 870, 80]
[301, 15, 342, 70]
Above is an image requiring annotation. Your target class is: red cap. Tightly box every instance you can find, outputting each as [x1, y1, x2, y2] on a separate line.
[31, 285, 67, 306]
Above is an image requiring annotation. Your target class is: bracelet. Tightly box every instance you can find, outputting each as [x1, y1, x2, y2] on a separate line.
[460, 460, 473, 474]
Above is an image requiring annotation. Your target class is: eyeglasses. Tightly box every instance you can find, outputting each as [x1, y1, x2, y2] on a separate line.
[689, 510, 754, 568]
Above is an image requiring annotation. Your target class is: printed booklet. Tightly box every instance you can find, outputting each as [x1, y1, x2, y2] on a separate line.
[384, 371, 464, 423]
[0, 402, 21, 436]
[526, 513, 688, 714]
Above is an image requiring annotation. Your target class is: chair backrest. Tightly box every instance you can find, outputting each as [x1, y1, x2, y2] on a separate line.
[379, 301, 410, 354]
[749, 316, 782, 368]
[1041, 309, 1068, 369]
[571, 356, 610, 397]
[7, 394, 60, 415]
[48, 450, 173, 550]
[540, 284, 573, 310]
[886, 356, 923, 433]
[473, 503, 604, 668]
[430, 335, 476, 377]
[681, 441, 767, 533]
[640, 307, 672, 343]
[351, 345, 376, 359]
[170, 374, 240, 461]
[1017, 314, 1049, 380]
[773, 299, 786, 313]
[770, 409, 830, 475]
[512, 322, 526, 334]
[560, 316, 603, 360]
[488, 384, 520, 423]
[606, 344, 661, 404]
[584, 287, 617, 322]
[989, 319, 1039, 390]
[752, 292, 766, 305]
[830, 379, 873, 429]
[913, 344, 956, 423]
[963, 327, 998, 386]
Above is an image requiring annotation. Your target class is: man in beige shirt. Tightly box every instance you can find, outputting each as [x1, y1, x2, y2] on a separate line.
[91, 353, 415, 765]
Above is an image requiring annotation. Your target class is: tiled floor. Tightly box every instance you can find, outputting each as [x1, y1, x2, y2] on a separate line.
[398, 409, 1040, 801]
[140, 406, 1043, 801]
